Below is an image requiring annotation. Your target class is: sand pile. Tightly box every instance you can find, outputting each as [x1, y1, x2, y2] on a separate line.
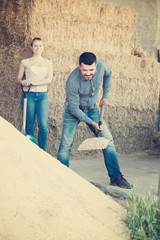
[0, 116, 127, 240]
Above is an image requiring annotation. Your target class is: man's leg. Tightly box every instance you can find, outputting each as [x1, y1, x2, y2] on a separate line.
[85, 106, 121, 181]
[155, 94, 160, 131]
[86, 106, 132, 188]
[57, 102, 80, 167]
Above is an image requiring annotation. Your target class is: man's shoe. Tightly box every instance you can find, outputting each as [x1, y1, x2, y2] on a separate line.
[110, 175, 133, 189]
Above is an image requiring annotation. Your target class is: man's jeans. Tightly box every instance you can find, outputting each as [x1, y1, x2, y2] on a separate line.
[57, 102, 122, 181]
[21, 92, 49, 150]
[155, 94, 160, 131]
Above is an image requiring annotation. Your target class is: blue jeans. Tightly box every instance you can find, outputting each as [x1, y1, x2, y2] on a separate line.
[57, 102, 122, 181]
[21, 92, 49, 150]
[155, 94, 160, 131]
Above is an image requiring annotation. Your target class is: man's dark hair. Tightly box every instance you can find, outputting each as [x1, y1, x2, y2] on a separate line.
[31, 37, 42, 46]
[79, 52, 97, 65]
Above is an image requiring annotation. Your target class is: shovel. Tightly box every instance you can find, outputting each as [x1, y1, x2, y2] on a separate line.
[78, 105, 110, 151]
[21, 84, 37, 144]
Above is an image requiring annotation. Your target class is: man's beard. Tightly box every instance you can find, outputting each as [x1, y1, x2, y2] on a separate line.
[84, 74, 93, 79]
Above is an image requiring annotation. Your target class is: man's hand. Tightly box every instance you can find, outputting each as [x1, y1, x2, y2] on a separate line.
[100, 98, 108, 108]
[91, 121, 103, 133]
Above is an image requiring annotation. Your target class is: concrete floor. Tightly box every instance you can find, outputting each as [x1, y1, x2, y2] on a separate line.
[70, 154, 160, 196]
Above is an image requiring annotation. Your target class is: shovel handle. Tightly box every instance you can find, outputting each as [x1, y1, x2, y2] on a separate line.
[21, 84, 31, 134]
[99, 104, 104, 127]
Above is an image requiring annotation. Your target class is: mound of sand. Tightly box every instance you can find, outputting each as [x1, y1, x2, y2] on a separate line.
[0, 116, 127, 240]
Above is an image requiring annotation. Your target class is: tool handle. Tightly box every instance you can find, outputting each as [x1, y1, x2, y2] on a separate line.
[97, 105, 104, 136]
[98, 104, 104, 127]
[23, 97, 27, 125]
[21, 84, 31, 134]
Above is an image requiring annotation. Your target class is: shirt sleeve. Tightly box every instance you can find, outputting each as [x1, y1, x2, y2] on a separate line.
[66, 76, 93, 125]
[102, 62, 112, 98]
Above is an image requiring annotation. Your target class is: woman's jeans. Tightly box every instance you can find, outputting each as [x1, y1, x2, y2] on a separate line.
[21, 92, 49, 150]
[57, 102, 122, 181]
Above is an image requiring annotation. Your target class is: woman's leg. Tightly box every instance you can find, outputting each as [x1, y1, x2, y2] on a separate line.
[21, 92, 36, 137]
[36, 92, 49, 150]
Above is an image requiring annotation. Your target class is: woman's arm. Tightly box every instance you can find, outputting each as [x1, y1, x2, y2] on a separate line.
[17, 62, 30, 87]
[17, 62, 25, 85]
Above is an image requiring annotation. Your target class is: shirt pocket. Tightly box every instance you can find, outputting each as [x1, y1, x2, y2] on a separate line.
[79, 81, 91, 96]
[93, 73, 102, 90]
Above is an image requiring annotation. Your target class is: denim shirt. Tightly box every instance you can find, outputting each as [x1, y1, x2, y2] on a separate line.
[66, 59, 112, 124]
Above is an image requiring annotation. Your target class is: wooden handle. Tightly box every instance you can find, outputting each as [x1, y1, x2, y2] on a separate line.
[99, 105, 104, 127]
[99, 105, 104, 121]
[23, 97, 27, 126]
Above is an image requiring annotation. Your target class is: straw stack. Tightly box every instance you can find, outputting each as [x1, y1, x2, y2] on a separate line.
[0, 116, 127, 240]
[0, 0, 159, 157]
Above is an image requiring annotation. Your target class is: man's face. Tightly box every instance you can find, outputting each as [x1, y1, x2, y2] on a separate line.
[79, 62, 96, 80]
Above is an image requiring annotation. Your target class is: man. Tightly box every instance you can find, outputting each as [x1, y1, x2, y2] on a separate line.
[57, 52, 132, 189]
[155, 94, 160, 131]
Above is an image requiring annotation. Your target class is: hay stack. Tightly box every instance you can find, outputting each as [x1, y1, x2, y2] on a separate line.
[0, 0, 160, 156]
[0, 116, 127, 240]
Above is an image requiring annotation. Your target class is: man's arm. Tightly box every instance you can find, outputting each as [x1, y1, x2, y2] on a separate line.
[67, 80, 102, 133]
[66, 79, 93, 125]
[102, 64, 112, 99]
[66, 80, 103, 132]
[100, 63, 112, 108]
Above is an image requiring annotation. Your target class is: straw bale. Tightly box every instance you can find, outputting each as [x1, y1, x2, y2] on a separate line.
[0, 0, 160, 157]
[29, 0, 137, 54]
[131, 42, 151, 58]
[0, 0, 30, 46]
[0, 116, 127, 240]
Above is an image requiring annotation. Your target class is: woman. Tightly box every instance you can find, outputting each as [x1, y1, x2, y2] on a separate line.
[17, 37, 53, 150]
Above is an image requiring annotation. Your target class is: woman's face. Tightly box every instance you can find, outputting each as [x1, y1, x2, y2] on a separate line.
[31, 40, 44, 56]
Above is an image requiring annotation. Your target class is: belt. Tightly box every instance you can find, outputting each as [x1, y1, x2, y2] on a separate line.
[80, 104, 96, 110]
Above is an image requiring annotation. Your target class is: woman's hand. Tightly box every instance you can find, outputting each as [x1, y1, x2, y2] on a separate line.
[21, 80, 30, 87]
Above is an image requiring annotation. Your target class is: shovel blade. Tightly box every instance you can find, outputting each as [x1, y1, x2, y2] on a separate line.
[78, 137, 110, 151]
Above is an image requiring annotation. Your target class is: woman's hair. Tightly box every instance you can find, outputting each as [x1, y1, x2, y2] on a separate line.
[31, 37, 42, 46]
[79, 52, 97, 65]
